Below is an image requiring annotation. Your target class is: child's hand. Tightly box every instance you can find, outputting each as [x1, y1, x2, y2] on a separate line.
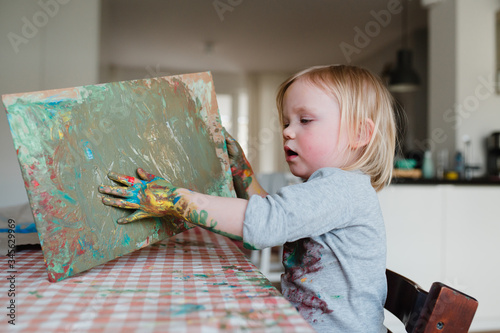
[225, 130, 247, 170]
[224, 130, 254, 199]
[223, 129, 268, 199]
[99, 166, 250, 247]
[98, 168, 185, 224]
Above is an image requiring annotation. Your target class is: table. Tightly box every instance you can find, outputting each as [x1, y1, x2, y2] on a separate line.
[1, 227, 314, 332]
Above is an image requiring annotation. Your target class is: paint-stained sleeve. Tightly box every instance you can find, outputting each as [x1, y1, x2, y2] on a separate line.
[243, 168, 375, 249]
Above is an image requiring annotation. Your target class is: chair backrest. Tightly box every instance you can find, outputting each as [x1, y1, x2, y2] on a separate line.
[384, 269, 478, 333]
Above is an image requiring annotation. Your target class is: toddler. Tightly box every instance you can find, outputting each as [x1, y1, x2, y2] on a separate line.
[99, 64, 396, 332]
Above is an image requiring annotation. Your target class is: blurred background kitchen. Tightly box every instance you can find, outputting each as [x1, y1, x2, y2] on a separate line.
[1, 1, 500, 332]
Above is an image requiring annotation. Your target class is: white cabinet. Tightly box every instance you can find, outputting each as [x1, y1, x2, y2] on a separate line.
[378, 185, 500, 332]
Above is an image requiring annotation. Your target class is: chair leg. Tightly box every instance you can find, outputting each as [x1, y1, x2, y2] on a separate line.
[260, 247, 271, 276]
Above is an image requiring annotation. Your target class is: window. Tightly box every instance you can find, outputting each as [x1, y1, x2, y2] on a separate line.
[216, 93, 249, 155]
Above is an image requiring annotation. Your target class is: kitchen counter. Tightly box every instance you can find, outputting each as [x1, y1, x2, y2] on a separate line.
[391, 177, 500, 185]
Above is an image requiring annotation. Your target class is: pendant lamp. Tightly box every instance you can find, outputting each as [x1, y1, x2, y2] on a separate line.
[389, 1, 420, 93]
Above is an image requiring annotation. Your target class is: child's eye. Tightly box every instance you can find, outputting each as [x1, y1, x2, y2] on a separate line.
[300, 119, 312, 124]
[283, 123, 289, 129]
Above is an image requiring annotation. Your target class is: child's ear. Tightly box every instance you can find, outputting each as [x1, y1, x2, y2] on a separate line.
[352, 118, 375, 149]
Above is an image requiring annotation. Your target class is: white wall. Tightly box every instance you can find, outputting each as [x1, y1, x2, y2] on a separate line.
[247, 73, 290, 174]
[427, 0, 500, 174]
[455, 0, 500, 173]
[427, 0, 457, 167]
[0, 0, 101, 207]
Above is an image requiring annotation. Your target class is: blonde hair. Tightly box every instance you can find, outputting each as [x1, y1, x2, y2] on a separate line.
[276, 65, 396, 191]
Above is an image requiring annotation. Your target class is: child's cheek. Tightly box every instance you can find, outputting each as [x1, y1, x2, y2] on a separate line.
[304, 139, 322, 163]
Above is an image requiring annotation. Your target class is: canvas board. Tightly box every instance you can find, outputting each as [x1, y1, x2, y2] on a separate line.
[2, 72, 235, 282]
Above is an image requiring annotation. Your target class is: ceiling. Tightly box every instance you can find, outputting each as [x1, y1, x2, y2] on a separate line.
[101, 0, 428, 73]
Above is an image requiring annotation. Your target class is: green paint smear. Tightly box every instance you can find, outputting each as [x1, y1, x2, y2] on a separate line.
[194, 274, 209, 278]
[212, 282, 229, 286]
[28, 291, 43, 298]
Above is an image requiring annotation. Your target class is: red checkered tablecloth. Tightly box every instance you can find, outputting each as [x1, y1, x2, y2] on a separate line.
[0, 227, 314, 332]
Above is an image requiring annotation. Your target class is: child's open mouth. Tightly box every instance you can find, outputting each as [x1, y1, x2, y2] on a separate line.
[284, 146, 298, 161]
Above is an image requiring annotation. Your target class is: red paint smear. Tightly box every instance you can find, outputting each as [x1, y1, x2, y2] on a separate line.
[76, 246, 85, 256]
[39, 192, 77, 222]
[32, 180, 40, 187]
[46, 156, 59, 184]
[124, 176, 135, 185]
[50, 146, 65, 190]
[282, 239, 333, 318]
[44, 231, 73, 279]
[25, 162, 38, 176]
[38, 192, 55, 212]
[49, 271, 65, 283]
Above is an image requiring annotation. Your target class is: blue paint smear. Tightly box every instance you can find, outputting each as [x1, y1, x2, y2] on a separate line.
[83, 141, 94, 160]
[170, 304, 205, 316]
[47, 109, 57, 119]
[53, 190, 77, 205]
[123, 234, 131, 246]
[45, 100, 70, 107]
[0, 222, 37, 234]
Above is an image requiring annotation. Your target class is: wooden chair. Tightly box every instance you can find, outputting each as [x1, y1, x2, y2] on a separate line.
[384, 269, 478, 333]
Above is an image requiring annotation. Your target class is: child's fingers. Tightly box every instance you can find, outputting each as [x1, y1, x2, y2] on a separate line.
[225, 135, 239, 157]
[117, 210, 152, 224]
[98, 185, 130, 197]
[102, 196, 141, 210]
[137, 168, 156, 182]
[107, 171, 140, 187]
[225, 133, 246, 159]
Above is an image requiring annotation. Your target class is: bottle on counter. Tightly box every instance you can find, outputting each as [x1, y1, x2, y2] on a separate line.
[436, 149, 449, 180]
[422, 150, 435, 179]
[455, 151, 464, 179]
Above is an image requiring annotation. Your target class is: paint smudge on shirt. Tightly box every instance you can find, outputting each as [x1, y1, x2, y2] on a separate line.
[282, 238, 333, 322]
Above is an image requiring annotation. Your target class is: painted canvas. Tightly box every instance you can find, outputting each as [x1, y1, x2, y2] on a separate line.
[2, 72, 235, 282]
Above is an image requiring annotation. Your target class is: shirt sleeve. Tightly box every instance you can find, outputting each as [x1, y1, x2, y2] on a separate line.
[243, 168, 370, 249]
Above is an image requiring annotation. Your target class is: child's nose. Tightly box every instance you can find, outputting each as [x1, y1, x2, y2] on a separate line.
[283, 126, 295, 139]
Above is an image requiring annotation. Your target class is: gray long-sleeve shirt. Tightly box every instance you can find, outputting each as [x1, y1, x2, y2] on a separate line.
[243, 167, 387, 332]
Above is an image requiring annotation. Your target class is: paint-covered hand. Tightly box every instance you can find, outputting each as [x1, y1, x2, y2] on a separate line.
[224, 130, 255, 199]
[99, 168, 186, 224]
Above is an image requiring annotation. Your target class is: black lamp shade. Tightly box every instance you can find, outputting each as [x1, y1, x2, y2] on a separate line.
[389, 49, 420, 93]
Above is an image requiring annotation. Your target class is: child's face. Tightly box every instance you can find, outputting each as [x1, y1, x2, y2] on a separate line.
[282, 79, 353, 179]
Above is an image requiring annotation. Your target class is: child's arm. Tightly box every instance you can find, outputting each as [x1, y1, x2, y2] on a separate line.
[225, 131, 268, 199]
[98, 168, 255, 248]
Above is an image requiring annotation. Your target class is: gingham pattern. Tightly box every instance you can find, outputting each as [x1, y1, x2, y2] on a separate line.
[0, 227, 314, 332]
